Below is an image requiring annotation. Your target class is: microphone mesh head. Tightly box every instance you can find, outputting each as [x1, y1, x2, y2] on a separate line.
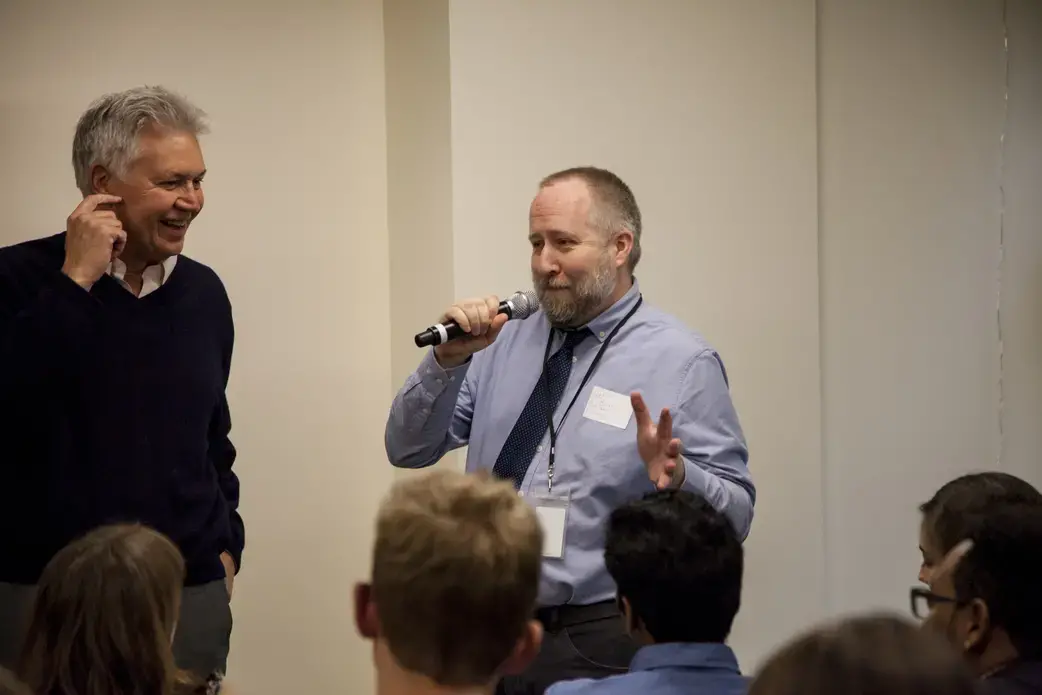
[510, 290, 540, 319]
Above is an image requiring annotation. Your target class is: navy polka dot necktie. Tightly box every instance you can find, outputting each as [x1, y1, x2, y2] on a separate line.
[492, 328, 592, 489]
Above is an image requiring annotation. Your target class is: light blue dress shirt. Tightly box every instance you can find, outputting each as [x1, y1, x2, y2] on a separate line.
[385, 280, 754, 606]
[544, 643, 749, 695]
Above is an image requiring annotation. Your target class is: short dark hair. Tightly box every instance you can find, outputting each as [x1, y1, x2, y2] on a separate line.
[749, 614, 975, 695]
[540, 166, 643, 271]
[604, 489, 742, 643]
[952, 502, 1042, 657]
[919, 472, 1041, 554]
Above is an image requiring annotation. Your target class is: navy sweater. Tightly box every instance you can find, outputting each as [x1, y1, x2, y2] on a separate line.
[0, 233, 243, 586]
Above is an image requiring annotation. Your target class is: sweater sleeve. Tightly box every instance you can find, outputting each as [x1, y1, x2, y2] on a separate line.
[210, 285, 244, 572]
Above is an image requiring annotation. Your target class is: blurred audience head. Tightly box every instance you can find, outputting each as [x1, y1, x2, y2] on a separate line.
[749, 613, 975, 695]
[605, 489, 742, 645]
[17, 523, 194, 695]
[354, 469, 543, 693]
[914, 502, 1042, 677]
[917, 472, 1040, 583]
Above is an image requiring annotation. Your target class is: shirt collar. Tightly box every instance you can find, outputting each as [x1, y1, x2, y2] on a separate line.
[582, 277, 642, 343]
[629, 642, 741, 674]
[108, 255, 178, 283]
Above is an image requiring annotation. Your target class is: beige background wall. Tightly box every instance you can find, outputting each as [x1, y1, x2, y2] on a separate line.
[2, 0, 1040, 691]
[0, 2, 391, 694]
[819, 0, 1042, 616]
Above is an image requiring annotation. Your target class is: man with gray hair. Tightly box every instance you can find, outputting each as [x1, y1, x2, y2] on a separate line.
[386, 166, 754, 693]
[0, 86, 242, 679]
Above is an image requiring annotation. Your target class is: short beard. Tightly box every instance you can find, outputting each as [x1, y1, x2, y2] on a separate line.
[534, 253, 617, 328]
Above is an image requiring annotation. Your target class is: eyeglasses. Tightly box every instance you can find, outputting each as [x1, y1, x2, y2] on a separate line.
[909, 586, 962, 619]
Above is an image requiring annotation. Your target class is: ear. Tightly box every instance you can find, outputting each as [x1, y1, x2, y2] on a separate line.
[617, 595, 636, 635]
[499, 620, 543, 676]
[612, 229, 634, 269]
[91, 165, 112, 194]
[353, 582, 379, 640]
[963, 598, 991, 652]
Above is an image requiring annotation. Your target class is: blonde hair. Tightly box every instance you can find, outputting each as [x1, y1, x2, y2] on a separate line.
[371, 469, 543, 686]
[18, 524, 200, 695]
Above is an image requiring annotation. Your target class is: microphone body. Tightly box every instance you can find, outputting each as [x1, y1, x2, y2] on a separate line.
[414, 290, 539, 347]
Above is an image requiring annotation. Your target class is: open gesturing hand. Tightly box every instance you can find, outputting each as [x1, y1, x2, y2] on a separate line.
[631, 392, 686, 490]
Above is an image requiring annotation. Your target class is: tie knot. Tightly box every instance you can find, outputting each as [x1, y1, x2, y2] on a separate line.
[561, 328, 591, 351]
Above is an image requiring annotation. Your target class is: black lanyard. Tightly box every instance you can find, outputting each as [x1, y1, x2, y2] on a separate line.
[544, 295, 643, 493]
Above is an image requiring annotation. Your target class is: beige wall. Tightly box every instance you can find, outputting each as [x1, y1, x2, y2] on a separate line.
[1002, 0, 1042, 485]
[819, 0, 1041, 617]
[0, 1, 391, 694]
[1, 0, 1040, 690]
[819, 0, 1007, 615]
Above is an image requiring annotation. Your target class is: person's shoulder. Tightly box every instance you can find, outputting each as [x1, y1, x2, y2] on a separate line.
[0, 232, 66, 271]
[632, 302, 719, 361]
[546, 671, 644, 695]
[175, 254, 224, 283]
[544, 677, 598, 694]
[175, 255, 231, 297]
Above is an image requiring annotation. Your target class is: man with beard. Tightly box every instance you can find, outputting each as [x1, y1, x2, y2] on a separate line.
[387, 168, 754, 695]
[385, 167, 753, 694]
[0, 86, 242, 680]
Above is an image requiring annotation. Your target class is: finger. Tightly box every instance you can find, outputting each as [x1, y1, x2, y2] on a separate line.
[656, 472, 671, 490]
[464, 304, 484, 336]
[666, 438, 681, 459]
[445, 306, 470, 333]
[71, 193, 122, 216]
[78, 209, 118, 221]
[486, 313, 509, 343]
[475, 301, 490, 335]
[111, 231, 127, 258]
[658, 408, 674, 443]
[630, 392, 651, 427]
[933, 538, 974, 582]
[485, 295, 500, 318]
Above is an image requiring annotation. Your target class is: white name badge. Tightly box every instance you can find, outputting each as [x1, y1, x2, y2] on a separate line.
[528, 495, 570, 558]
[582, 386, 633, 429]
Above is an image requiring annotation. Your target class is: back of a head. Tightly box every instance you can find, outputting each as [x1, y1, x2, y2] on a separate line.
[953, 502, 1042, 658]
[371, 469, 543, 687]
[18, 524, 187, 695]
[920, 472, 1042, 554]
[605, 489, 743, 643]
[749, 614, 976, 695]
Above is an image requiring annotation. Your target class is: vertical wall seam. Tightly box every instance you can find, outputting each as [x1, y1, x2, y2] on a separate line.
[997, 0, 1009, 469]
[814, 0, 831, 616]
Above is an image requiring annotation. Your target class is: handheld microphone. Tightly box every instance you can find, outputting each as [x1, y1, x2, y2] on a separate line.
[414, 290, 539, 347]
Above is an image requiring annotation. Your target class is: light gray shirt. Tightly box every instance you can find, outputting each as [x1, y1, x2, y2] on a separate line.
[385, 280, 754, 606]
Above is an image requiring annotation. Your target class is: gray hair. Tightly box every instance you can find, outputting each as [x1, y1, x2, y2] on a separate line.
[72, 85, 209, 196]
[539, 166, 643, 272]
